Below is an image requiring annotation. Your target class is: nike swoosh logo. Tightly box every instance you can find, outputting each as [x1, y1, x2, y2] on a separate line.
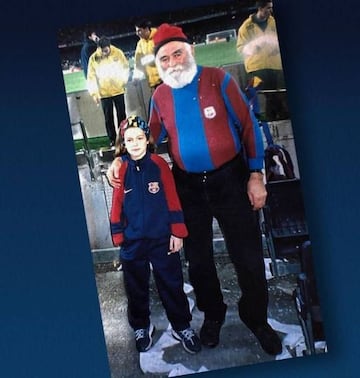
[124, 188, 133, 194]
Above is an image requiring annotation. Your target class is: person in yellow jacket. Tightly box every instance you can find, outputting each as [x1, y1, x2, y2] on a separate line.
[237, 0, 283, 88]
[87, 37, 129, 146]
[133, 20, 162, 91]
[236, 1, 287, 120]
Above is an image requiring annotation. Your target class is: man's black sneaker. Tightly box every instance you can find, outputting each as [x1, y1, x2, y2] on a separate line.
[200, 319, 224, 348]
[134, 324, 155, 353]
[172, 327, 202, 354]
[250, 323, 282, 355]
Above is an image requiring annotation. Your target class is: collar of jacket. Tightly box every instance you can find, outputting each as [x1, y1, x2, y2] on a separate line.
[123, 151, 150, 171]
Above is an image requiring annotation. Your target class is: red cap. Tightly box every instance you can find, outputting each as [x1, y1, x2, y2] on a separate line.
[153, 23, 189, 55]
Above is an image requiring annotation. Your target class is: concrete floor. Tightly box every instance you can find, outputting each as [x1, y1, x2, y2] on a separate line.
[93, 256, 325, 378]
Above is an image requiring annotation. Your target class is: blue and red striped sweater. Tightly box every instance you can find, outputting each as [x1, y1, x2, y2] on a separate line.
[110, 152, 188, 246]
[149, 65, 264, 173]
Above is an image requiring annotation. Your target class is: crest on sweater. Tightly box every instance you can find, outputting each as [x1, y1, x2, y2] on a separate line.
[203, 106, 216, 119]
[148, 182, 160, 194]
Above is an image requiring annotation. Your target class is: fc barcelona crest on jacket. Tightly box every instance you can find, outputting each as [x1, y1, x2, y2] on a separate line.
[148, 182, 160, 194]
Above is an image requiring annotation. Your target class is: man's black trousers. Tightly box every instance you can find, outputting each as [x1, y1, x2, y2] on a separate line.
[100, 94, 126, 144]
[172, 154, 269, 327]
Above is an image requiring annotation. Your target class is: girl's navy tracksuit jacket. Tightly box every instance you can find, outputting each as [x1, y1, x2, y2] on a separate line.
[110, 151, 188, 246]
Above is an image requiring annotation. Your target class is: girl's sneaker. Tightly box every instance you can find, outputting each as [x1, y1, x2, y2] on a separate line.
[134, 324, 155, 352]
[172, 327, 201, 354]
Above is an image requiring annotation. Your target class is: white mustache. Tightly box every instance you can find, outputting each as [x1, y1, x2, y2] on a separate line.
[167, 66, 184, 75]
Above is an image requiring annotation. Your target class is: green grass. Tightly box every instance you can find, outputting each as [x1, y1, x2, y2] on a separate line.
[63, 40, 242, 94]
[64, 71, 87, 93]
[194, 40, 242, 67]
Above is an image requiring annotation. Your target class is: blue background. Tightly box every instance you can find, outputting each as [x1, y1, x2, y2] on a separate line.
[1, 0, 359, 376]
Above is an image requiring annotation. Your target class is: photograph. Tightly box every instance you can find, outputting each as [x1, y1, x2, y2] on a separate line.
[57, 0, 328, 376]
[4, 0, 360, 377]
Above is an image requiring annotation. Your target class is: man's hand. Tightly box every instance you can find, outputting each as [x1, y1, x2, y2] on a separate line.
[247, 172, 267, 210]
[106, 158, 123, 188]
[92, 94, 100, 106]
[168, 235, 183, 254]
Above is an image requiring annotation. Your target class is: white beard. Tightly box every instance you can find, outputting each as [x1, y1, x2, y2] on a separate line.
[158, 53, 198, 89]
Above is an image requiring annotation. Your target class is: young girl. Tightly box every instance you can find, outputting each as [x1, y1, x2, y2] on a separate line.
[110, 115, 201, 354]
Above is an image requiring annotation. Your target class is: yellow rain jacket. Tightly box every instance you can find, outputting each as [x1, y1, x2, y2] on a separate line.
[87, 45, 129, 99]
[237, 15, 283, 73]
[134, 28, 162, 88]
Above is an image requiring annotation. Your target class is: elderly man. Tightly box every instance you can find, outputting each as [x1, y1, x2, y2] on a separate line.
[107, 23, 282, 355]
